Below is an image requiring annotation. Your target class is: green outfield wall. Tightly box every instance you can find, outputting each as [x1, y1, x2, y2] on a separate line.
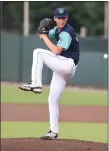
[1, 32, 108, 88]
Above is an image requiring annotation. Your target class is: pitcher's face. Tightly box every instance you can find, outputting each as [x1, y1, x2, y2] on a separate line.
[54, 16, 68, 29]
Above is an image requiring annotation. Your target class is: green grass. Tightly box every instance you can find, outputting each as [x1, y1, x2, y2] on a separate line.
[1, 122, 107, 143]
[1, 83, 107, 106]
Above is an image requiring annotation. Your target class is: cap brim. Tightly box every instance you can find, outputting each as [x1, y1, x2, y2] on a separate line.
[55, 15, 67, 18]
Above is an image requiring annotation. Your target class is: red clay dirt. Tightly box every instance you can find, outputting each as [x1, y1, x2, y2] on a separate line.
[1, 103, 108, 151]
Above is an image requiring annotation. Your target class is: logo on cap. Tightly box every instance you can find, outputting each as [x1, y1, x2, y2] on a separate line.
[59, 9, 64, 14]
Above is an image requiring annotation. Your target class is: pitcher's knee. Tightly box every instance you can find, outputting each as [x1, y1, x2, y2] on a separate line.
[33, 48, 41, 55]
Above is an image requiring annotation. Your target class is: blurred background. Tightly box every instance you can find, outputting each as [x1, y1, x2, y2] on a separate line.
[1, 1, 108, 89]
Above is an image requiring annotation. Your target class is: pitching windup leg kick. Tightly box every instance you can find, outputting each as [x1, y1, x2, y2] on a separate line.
[19, 7, 79, 140]
[19, 48, 76, 137]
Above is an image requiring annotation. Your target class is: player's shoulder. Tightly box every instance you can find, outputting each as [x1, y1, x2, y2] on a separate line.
[59, 31, 70, 37]
[65, 24, 75, 32]
[63, 24, 76, 37]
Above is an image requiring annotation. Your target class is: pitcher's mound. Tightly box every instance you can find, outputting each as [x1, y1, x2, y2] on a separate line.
[1, 138, 107, 151]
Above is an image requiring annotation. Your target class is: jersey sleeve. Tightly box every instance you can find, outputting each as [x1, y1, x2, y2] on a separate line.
[57, 32, 72, 50]
[48, 26, 57, 40]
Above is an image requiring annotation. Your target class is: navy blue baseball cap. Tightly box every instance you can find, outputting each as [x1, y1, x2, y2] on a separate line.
[54, 8, 68, 18]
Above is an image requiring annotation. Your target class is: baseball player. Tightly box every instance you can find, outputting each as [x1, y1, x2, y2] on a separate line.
[19, 8, 79, 140]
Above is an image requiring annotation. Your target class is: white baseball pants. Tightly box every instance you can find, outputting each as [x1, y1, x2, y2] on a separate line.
[31, 48, 76, 133]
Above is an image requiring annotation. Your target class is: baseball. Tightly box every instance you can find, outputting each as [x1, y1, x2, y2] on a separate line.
[103, 54, 108, 59]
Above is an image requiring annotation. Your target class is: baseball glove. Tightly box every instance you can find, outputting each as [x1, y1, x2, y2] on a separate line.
[37, 18, 54, 34]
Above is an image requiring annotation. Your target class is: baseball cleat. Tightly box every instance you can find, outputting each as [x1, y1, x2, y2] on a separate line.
[40, 130, 58, 140]
[32, 86, 42, 94]
[19, 84, 42, 94]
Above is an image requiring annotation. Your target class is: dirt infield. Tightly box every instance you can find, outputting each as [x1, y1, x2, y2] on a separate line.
[1, 103, 108, 151]
[1, 138, 107, 151]
[1, 103, 107, 122]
